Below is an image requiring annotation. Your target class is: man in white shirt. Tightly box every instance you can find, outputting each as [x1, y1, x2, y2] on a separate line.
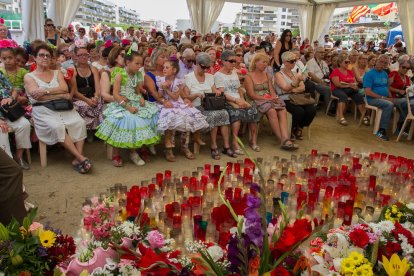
[180, 29, 192, 45]
[243, 44, 256, 69]
[164, 25, 173, 44]
[124, 26, 139, 43]
[307, 47, 334, 114]
[322, 35, 333, 49]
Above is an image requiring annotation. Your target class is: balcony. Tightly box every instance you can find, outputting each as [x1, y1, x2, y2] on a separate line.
[0, 0, 12, 4]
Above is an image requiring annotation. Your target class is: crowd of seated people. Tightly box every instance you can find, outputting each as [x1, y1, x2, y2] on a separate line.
[0, 19, 413, 174]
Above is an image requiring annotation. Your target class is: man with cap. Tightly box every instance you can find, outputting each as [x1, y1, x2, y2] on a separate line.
[178, 48, 196, 79]
[104, 27, 121, 43]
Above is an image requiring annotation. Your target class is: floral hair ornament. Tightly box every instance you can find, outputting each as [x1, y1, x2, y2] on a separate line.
[169, 54, 178, 62]
[47, 42, 56, 49]
[104, 39, 113, 49]
[121, 39, 130, 47]
[0, 39, 18, 49]
[95, 40, 104, 47]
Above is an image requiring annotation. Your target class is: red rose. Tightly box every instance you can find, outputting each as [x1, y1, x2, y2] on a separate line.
[349, 228, 369, 248]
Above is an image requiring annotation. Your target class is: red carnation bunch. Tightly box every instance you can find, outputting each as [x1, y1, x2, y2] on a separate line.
[349, 228, 370, 248]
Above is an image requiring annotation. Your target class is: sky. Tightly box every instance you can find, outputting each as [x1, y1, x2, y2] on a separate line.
[123, 0, 242, 26]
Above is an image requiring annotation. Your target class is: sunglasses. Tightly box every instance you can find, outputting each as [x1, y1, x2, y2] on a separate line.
[236, 54, 243, 57]
[199, 64, 209, 70]
[401, 66, 410, 70]
[226, 60, 237, 64]
[286, 60, 296, 64]
[186, 59, 195, 63]
[46, 24, 54, 27]
[286, 34, 292, 37]
[344, 61, 350, 64]
[77, 53, 89, 57]
[38, 53, 51, 59]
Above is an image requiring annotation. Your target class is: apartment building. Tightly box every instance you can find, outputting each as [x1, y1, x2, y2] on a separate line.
[234, 4, 299, 37]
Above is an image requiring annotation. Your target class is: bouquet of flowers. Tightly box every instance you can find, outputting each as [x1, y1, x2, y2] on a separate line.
[0, 209, 75, 276]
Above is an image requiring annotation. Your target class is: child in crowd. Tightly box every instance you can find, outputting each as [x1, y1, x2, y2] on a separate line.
[95, 50, 160, 167]
[156, 58, 208, 161]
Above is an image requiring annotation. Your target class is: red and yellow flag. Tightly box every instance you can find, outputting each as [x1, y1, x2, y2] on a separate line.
[347, 6, 370, 23]
[371, 2, 394, 16]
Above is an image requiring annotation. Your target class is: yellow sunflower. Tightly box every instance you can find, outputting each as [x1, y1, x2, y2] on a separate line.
[39, 230, 56, 248]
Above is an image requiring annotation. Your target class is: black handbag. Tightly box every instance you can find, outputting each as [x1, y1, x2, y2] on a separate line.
[33, 99, 73, 111]
[202, 93, 226, 110]
[0, 100, 25, 122]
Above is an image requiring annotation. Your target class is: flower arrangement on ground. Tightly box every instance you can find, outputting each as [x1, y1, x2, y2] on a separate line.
[0, 209, 75, 276]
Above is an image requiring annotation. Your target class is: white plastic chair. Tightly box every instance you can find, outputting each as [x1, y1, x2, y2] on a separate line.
[396, 88, 414, 142]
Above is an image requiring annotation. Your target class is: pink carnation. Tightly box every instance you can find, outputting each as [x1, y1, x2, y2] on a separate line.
[28, 222, 43, 235]
[146, 230, 165, 249]
[90, 196, 99, 205]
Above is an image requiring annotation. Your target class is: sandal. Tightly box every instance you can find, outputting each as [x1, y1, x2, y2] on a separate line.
[210, 148, 221, 160]
[222, 147, 237, 158]
[73, 163, 86, 174]
[164, 148, 176, 162]
[249, 143, 261, 152]
[337, 117, 348, 126]
[181, 148, 195, 160]
[233, 148, 244, 155]
[280, 139, 298, 151]
[363, 116, 370, 126]
[80, 158, 93, 173]
[293, 128, 303, 140]
[112, 156, 123, 167]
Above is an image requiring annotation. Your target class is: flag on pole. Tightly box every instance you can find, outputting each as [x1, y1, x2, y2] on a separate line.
[347, 6, 370, 23]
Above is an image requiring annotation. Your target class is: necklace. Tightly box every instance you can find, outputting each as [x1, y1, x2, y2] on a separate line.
[125, 68, 137, 87]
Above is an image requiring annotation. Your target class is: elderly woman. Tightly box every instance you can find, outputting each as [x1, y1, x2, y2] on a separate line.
[215, 50, 259, 154]
[329, 52, 366, 126]
[389, 55, 413, 133]
[0, 70, 31, 169]
[274, 51, 316, 140]
[245, 52, 298, 151]
[183, 52, 232, 160]
[24, 44, 91, 174]
[70, 46, 103, 141]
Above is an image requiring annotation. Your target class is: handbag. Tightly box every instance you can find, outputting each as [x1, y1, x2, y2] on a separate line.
[0, 100, 25, 122]
[33, 99, 74, 111]
[289, 93, 315, 106]
[202, 93, 226, 110]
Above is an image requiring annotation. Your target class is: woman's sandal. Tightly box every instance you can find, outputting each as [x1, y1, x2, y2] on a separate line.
[211, 148, 221, 160]
[233, 148, 244, 155]
[294, 128, 303, 140]
[112, 156, 123, 167]
[222, 147, 237, 158]
[280, 139, 298, 151]
[249, 143, 261, 152]
[73, 158, 93, 173]
[363, 116, 370, 126]
[337, 117, 348, 126]
[164, 148, 176, 162]
[181, 148, 195, 160]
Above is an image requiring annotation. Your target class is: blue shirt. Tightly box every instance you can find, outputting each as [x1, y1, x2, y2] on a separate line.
[363, 68, 389, 99]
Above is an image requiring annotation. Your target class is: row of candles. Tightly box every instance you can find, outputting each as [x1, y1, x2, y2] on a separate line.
[84, 149, 414, 247]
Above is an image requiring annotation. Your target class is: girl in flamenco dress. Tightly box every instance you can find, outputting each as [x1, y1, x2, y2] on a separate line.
[95, 47, 160, 167]
[156, 58, 208, 161]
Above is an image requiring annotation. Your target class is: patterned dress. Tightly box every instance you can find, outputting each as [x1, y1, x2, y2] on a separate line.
[156, 76, 208, 132]
[214, 71, 259, 124]
[95, 68, 160, 148]
[73, 66, 103, 130]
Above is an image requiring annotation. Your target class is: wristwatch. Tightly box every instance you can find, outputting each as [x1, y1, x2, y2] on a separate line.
[45, 90, 50, 95]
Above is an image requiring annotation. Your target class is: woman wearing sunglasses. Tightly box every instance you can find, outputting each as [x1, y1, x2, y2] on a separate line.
[44, 19, 61, 47]
[329, 52, 365, 126]
[274, 51, 316, 141]
[24, 44, 91, 173]
[272, 29, 293, 72]
[215, 50, 259, 155]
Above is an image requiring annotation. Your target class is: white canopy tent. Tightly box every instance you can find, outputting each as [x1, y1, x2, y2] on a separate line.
[21, 0, 81, 42]
[186, 0, 414, 54]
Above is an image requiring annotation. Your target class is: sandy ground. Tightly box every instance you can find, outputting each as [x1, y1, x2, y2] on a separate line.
[23, 112, 414, 235]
